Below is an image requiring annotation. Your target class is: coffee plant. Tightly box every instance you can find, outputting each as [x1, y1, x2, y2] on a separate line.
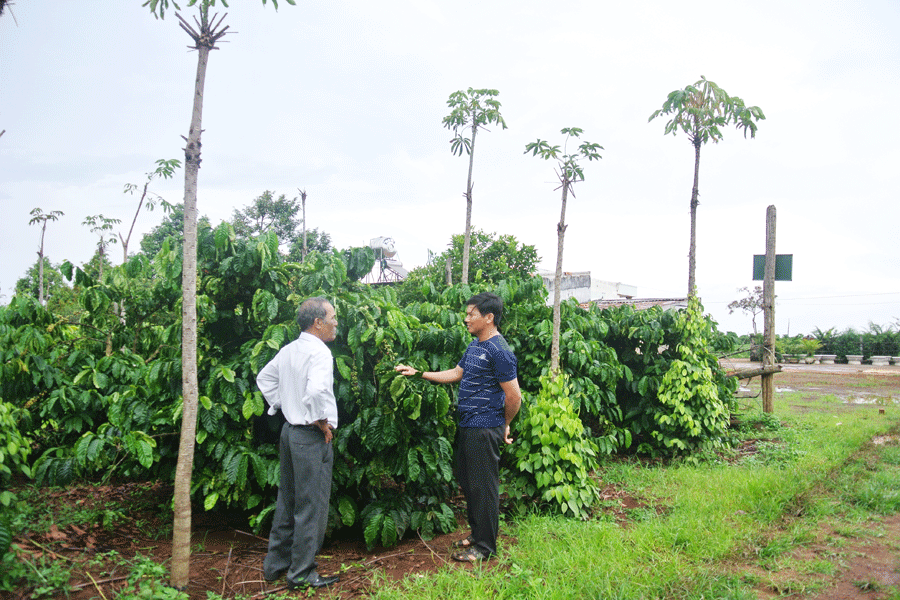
[1, 223, 739, 559]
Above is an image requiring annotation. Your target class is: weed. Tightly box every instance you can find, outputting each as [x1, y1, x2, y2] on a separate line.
[19, 554, 73, 598]
[340, 561, 365, 573]
[735, 411, 783, 434]
[624, 507, 657, 523]
[193, 530, 210, 553]
[853, 579, 883, 592]
[757, 536, 794, 569]
[114, 554, 188, 600]
[833, 522, 870, 539]
[880, 444, 900, 465]
[740, 439, 806, 468]
[769, 577, 825, 596]
[84, 549, 121, 572]
[850, 469, 900, 513]
[99, 507, 127, 530]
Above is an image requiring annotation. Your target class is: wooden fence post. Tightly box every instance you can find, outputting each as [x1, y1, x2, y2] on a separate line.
[762, 205, 777, 413]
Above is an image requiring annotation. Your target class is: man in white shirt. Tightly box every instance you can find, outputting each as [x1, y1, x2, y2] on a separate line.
[257, 297, 340, 589]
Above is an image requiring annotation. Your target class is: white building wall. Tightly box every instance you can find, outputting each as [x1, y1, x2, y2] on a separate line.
[591, 279, 637, 300]
[539, 271, 592, 306]
[539, 271, 638, 306]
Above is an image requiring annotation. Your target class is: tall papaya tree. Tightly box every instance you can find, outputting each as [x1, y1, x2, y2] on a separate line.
[649, 75, 764, 298]
[83, 214, 122, 281]
[525, 127, 603, 377]
[120, 158, 180, 262]
[442, 88, 507, 284]
[28, 208, 64, 305]
[143, 0, 295, 589]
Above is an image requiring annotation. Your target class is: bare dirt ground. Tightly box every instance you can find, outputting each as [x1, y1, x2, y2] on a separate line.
[4, 362, 899, 600]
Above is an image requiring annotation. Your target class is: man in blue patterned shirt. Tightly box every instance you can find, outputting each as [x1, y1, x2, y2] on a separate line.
[395, 292, 522, 561]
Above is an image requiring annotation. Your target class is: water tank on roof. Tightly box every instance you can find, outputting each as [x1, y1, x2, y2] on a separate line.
[370, 236, 397, 258]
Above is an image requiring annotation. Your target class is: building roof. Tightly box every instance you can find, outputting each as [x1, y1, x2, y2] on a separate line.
[581, 298, 688, 311]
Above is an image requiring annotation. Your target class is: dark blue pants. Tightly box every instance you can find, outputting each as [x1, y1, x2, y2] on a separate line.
[456, 425, 504, 556]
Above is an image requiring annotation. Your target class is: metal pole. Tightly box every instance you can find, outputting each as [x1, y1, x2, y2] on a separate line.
[762, 205, 776, 413]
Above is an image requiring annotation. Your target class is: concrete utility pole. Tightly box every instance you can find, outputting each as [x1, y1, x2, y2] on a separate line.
[762, 205, 777, 413]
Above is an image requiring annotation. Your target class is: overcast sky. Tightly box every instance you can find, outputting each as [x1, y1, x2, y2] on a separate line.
[2, 0, 898, 336]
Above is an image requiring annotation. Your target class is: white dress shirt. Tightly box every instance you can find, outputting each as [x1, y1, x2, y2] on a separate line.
[256, 332, 339, 429]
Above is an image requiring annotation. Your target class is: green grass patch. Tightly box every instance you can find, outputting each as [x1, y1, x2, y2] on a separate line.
[370, 396, 899, 600]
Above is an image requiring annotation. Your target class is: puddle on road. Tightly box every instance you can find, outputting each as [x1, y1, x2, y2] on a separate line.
[845, 396, 898, 406]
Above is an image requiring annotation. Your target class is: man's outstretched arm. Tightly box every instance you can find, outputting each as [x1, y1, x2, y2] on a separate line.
[395, 364, 463, 384]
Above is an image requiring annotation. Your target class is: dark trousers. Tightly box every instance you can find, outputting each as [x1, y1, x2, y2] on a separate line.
[264, 423, 333, 582]
[456, 425, 504, 556]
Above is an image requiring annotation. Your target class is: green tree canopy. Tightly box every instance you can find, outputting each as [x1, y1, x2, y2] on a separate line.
[404, 230, 540, 289]
[230, 190, 301, 247]
[139, 203, 213, 258]
[14, 258, 78, 316]
[286, 228, 332, 261]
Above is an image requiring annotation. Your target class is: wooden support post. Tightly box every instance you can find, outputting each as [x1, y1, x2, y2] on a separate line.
[762, 205, 776, 413]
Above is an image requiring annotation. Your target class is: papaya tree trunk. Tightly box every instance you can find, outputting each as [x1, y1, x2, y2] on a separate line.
[461, 124, 477, 285]
[37, 223, 47, 305]
[171, 8, 227, 589]
[550, 178, 570, 377]
[687, 140, 701, 298]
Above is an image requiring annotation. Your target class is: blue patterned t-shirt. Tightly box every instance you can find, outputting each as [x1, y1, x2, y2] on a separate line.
[456, 334, 518, 428]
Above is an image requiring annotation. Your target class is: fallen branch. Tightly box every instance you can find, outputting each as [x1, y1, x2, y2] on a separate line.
[85, 571, 110, 600]
[234, 529, 269, 542]
[221, 547, 233, 596]
[21, 537, 77, 563]
[416, 529, 449, 565]
[69, 575, 130, 591]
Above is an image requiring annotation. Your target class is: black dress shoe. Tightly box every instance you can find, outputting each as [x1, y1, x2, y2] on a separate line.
[287, 573, 339, 589]
[264, 569, 287, 584]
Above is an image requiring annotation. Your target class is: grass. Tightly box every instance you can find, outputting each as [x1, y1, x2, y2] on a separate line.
[7, 378, 899, 599]
[370, 398, 900, 600]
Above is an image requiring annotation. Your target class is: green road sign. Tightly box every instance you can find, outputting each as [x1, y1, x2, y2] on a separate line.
[753, 254, 793, 281]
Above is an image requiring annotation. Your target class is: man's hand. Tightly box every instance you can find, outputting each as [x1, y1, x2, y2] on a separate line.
[315, 419, 334, 444]
[394, 364, 417, 377]
[504, 424, 514, 445]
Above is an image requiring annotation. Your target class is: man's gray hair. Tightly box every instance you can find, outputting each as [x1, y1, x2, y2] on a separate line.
[297, 297, 330, 331]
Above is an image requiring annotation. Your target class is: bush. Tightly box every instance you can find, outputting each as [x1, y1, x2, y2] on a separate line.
[0, 397, 33, 585]
[604, 296, 737, 457]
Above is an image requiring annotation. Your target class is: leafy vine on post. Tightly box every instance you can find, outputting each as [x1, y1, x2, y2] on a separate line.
[649, 75, 765, 299]
[142, 0, 295, 590]
[442, 88, 507, 285]
[525, 127, 602, 377]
